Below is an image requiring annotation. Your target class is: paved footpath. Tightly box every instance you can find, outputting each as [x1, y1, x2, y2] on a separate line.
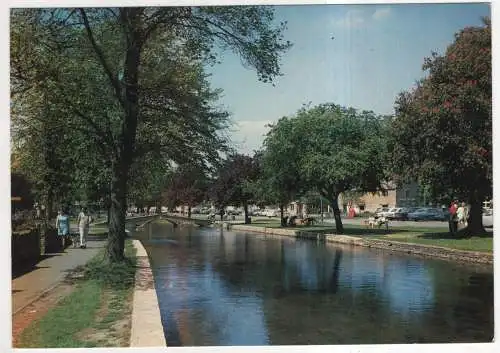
[12, 238, 106, 315]
[11, 216, 158, 316]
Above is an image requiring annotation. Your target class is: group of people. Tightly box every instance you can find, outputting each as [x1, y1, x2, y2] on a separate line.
[55, 207, 93, 249]
[448, 200, 469, 234]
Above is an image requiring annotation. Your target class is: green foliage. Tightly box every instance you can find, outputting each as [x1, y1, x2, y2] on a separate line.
[162, 163, 210, 210]
[83, 240, 137, 290]
[11, 7, 291, 261]
[11, 172, 35, 210]
[259, 103, 389, 231]
[391, 18, 491, 233]
[210, 153, 260, 211]
[252, 121, 304, 208]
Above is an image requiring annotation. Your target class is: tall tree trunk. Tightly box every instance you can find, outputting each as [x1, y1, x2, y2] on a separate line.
[107, 161, 128, 262]
[106, 11, 141, 262]
[188, 205, 192, 218]
[220, 208, 224, 221]
[105, 192, 111, 225]
[244, 202, 250, 224]
[279, 204, 286, 227]
[466, 192, 486, 236]
[330, 194, 344, 233]
[45, 187, 53, 222]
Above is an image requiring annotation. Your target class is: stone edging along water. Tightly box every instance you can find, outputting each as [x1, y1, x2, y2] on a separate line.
[230, 224, 493, 265]
[130, 240, 167, 347]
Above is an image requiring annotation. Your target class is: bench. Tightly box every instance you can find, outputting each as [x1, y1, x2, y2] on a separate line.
[364, 216, 389, 230]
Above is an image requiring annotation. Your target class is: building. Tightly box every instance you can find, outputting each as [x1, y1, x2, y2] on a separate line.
[338, 181, 420, 214]
[286, 201, 308, 218]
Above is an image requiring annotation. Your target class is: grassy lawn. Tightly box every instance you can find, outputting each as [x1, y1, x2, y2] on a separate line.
[243, 219, 493, 253]
[371, 230, 493, 253]
[89, 226, 109, 236]
[17, 240, 137, 348]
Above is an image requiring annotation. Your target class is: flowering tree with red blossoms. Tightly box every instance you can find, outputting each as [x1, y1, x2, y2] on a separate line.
[391, 17, 491, 236]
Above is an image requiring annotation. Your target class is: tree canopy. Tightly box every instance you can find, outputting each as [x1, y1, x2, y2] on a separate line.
[210, 153, 260, 222]
[391, 17, 491, 235]
[162, 163, 210, 216]
[11, 7, 292, 261]
[261, 103, 389, 232]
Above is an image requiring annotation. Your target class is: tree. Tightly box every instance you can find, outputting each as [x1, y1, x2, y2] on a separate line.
[210, 154, 259, 223]
[251, 134, 304, 224]
[11, 172, 34, 212]
[11, 7, 291, 262]
[263, 104, 389, 233]
[162, 163, 209, 218]
[391, 18, 491, 236]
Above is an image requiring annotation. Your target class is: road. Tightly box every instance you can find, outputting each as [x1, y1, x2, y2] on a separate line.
[185, 213, 493, 229]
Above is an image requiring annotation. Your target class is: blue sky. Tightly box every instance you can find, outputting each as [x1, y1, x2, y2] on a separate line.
[205, 2, 491, 154]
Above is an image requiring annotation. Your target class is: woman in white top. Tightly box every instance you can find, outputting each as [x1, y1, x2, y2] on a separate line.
[456, 202, 467, 226]
[77, 207, 92, 249]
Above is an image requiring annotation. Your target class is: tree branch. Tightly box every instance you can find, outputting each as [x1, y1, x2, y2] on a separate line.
[79, 8, 125, 108]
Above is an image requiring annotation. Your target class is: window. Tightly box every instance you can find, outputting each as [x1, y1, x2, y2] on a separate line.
[405, 190, 410, 198]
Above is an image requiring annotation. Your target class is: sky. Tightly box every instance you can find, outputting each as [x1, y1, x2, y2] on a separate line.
[204, 2, 491, 155]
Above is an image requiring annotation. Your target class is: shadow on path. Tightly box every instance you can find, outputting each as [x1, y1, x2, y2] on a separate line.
[12, 254, 61, 280]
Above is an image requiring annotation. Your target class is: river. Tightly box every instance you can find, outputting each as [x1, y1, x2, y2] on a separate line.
[136, 222, 493, 346]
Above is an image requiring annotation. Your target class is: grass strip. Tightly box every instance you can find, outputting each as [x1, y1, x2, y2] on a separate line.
[18, 239, 137, 348]
[371, 234, 493, 253]
[240, 220, 492, 253]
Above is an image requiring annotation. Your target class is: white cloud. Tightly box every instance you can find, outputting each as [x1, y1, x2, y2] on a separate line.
[332, 9, 366, 29]
[229, 120, 272, 155]
[372, 7, 391, 21]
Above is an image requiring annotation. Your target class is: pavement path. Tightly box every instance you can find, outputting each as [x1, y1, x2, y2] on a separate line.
[11, 215, 158, 316]
[12, 240, 106, 315]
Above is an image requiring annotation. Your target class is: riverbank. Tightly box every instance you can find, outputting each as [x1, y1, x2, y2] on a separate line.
[130, 239, 166, 347]
[230, 223, 493, 265]
[15, 240, 137, 348]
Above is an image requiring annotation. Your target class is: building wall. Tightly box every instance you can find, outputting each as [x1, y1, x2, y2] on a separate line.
[338, 181, 419, 213]
[396, 181, 420, 207]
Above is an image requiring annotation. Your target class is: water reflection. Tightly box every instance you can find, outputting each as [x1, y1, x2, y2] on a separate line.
[138, 223, 493, 346]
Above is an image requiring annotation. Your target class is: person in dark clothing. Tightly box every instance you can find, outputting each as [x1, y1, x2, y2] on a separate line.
[448, 200, 459, 235]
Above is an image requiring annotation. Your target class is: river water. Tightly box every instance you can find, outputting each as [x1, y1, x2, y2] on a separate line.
[136, 222, 494, 346]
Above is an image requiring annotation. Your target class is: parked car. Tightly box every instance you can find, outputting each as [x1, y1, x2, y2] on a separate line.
[386, 207, 410, 220]
[375, 207, 390, 218]
[407, 208, 446, 221]
[483, 209, 493, 228]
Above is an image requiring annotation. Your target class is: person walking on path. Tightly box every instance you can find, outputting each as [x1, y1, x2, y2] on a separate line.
[77, 207, 92, 249]
[55, 208, 70, 249]
[456, 202, 469, 228]
[448, 200, 459, 235]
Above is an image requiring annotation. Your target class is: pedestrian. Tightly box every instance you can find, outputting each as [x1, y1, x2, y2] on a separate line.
[77, 207, 92, 249]
[56, 208, 70, 249]
[448, 200, 458, 235]
[457, 202, 469, 227]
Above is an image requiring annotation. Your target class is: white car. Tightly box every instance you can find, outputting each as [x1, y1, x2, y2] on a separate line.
[483, 209, 493, 228]
[385, 207, 406, 220]
[375, 207, 390, 218]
